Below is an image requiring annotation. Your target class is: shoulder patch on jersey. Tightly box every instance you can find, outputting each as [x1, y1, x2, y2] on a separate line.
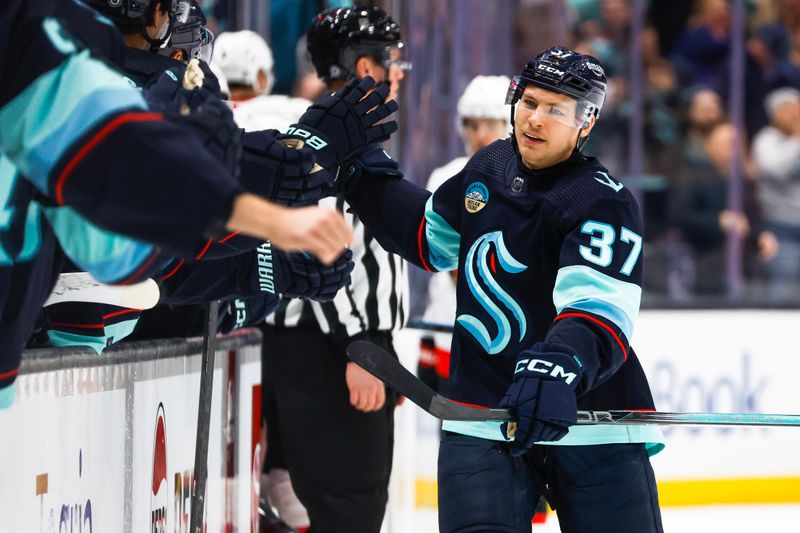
[594, 171, 623, 192]
[465, 182, 489, 213]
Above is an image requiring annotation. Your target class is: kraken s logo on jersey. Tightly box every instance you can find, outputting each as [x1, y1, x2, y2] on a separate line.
[457, 231, 527, 354]
[465, 182, 489, 213]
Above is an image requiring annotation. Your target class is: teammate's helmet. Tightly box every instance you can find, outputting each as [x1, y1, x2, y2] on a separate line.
[506, 46, 607, 128]
[307, 6, 410, 82]
[160, 0, 214, 63]
[456, 75, 512, 140]
[85, 0, 190, 47]
[213, 31, 275, 93]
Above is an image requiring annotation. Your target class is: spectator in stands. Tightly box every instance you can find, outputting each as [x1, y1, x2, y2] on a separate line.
[671, 122, 776, 294]
[752, 87, 800, 297]
[680, 86, 726, 175]
[671, 0, 732, 88]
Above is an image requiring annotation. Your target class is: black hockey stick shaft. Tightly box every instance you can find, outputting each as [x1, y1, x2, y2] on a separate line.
[190, 300, 219, 533]
[346, 340, 800, 427]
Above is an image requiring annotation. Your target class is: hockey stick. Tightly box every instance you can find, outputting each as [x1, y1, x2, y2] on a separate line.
[190, 300, 219, 533]
[346, 340, 800, 428]
[44, 272, 160, 309]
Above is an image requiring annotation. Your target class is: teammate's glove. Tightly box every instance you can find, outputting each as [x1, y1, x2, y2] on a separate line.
[145, 70, 243, 178]
[499, 342, 583, 457]
[270, 248, 355, 301]
[241, 129, 335, 207]
[283, 76, 399, 172]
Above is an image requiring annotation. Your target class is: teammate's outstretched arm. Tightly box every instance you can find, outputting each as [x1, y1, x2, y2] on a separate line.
[344, 148, 463, 273]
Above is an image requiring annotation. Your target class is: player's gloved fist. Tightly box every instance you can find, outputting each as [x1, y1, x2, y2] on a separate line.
[283, 76, 399, 173]
[241, 130, 335, 207]
[270, 248, 354, 301]
[500, 342, 583, 457]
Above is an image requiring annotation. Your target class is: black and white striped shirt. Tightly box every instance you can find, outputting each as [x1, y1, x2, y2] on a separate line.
[266, 196, 409, 339]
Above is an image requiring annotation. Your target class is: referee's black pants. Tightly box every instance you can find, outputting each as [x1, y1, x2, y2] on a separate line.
[261, 324, 396, 533]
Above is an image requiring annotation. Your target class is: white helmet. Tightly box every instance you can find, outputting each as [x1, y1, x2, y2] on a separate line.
[213, 30, 274, 94]
[456, 75, 512, 140]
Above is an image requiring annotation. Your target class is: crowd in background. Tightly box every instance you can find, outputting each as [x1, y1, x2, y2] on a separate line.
[204, 0, 800, 303]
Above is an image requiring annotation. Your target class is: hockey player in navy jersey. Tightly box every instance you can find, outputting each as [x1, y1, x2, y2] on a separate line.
[344, 47, 664, 532]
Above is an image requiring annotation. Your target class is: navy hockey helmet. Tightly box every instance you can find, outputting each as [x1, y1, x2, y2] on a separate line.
[506, 46, 607, 129]
[85, 0, 190, 48]
[307, 6, 410, 82]
[160, 0, 214, 63]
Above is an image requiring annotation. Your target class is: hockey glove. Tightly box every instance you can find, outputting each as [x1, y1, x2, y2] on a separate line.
[263, 245, 355, 301]
[341, 144, 404, 192]
[282, 76, 399, 172]
[145, 70, 243, 178]
[241, 129, 335, 207]
[500, 342, 583, 457]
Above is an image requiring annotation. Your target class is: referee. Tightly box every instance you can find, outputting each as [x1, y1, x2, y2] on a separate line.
[260, 7, 409, 533]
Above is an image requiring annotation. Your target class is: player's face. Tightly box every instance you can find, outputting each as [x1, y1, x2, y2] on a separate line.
[514, 86, 585, 169]
[463, 118, 508, 155]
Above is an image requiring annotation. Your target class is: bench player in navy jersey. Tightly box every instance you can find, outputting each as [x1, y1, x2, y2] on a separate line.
[343, 47, 665, 532]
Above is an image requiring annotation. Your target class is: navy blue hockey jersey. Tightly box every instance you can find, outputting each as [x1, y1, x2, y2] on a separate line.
[347, 140, 663, 451]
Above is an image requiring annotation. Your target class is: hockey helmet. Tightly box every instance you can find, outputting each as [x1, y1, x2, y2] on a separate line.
[307, 6, 410, 81]
[85, 0, 190, 47]
[506, 46, 607, 130]
[160, 0, 214, 63]
[213, 31, 274, 94]
[456, 75, 512, 140]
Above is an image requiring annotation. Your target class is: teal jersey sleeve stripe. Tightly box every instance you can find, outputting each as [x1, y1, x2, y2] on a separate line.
[552, 265, 641, 340]
[0, 383, 15, 409]
[424, 195, 460, 271]
[0, 49, 146, 193]
[43, 205, 158, 284]
[43, 319, 140, 355]
[442, 419, 665, 457]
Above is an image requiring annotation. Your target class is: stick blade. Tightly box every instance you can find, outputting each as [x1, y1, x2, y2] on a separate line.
[346, 340, 436, 412]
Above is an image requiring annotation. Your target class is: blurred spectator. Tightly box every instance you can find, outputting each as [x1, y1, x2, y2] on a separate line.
[671, 0, 732, 88]
[671, 122, 775, 294]
[680, 86, 727, 174]
[752, 87, 800, 295]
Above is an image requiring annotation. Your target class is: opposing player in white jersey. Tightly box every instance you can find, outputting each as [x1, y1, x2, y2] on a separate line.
[419, 75, 511, 393]
[213, 30, 312, 133]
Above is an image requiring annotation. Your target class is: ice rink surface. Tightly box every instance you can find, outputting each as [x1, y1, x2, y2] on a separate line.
[409, 504, 800, 532]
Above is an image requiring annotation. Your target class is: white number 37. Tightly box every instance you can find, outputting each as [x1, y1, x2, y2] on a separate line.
[578, 220, 642, 276]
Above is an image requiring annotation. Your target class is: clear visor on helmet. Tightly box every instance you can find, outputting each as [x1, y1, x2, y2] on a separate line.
[509, 76, 595, 129]
[381, 42, 412, 71]
[190, 28, 214, 63]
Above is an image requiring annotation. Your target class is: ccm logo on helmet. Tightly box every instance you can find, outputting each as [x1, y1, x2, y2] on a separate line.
[537, 64, 565, 77]
[286, 126, 328, 151]
[515, 358, 578, 385]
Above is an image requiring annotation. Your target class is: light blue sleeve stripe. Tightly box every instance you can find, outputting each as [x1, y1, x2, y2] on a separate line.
[0, 384, 15, 409]
[43, 205, 157, 284]
[424, 195, 460, 271]
[552, 265, 641, 340]
[0, 49, 146, 193]
[44, 319, 140, 355]
[442, 419, 665, 457]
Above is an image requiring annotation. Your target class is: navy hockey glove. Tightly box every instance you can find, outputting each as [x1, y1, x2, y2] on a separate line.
[267, 247, 354, 301]
[241, 129, 335, 207]
[500, 342, 583, 457]
[283, 76, 399, 172]
[342, 144, 403, 192]
[145, 71, 243, 178]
